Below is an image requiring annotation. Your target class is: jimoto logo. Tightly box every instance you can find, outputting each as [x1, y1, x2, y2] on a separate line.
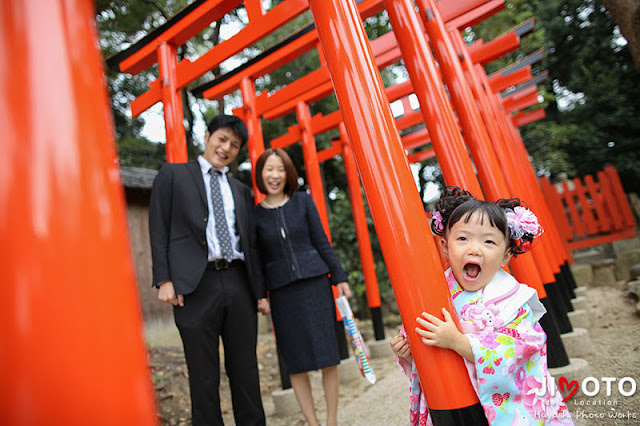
[534, 376, 637, 401]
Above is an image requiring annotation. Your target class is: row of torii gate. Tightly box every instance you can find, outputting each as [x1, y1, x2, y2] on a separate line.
[108, 0, 578, 423]
[0, 0, 592, 424]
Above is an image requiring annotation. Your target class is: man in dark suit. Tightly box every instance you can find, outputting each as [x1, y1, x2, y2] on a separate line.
[149, 114, 269, 425]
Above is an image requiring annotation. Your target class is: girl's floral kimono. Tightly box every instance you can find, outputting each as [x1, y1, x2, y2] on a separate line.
[395, 268, 573, 425]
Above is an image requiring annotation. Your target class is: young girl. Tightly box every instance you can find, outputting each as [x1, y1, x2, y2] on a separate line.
[391, 186, 572, 425]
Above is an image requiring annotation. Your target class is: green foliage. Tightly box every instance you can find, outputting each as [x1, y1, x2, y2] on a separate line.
[536, 0, 640, 192]
[97, 0, 215, 167]
[520, 121, 578, 179]
[473, 0, 640, 193]
[117, 136, 167, 169]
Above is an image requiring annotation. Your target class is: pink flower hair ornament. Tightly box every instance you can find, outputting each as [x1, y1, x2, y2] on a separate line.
[432, 210, 444, 233]
[504, 206, 543, 254]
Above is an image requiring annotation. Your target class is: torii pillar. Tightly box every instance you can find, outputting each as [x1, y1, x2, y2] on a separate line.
[472, 63, 575, 334]
[451, 32, 570, 367]
[309, 0, 486, 423]
[339, 124, 385, 340]
[416, 0, 547, 297]
[240, 77, 266, 200]
[157, 42, 188, 162]
[297, 101, 350, 360]
[1, 0, 157, 422]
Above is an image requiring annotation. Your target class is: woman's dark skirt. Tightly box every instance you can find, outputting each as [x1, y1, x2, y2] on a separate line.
[269, 274, 340, 375]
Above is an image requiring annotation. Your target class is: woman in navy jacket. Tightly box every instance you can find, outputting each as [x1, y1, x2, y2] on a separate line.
[254, 148, 351, 426]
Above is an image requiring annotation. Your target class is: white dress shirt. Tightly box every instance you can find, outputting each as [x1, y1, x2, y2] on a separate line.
[198, 156, 244, 262]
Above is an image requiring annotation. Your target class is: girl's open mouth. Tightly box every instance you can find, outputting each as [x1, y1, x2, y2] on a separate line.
[463, 262, 481, 280]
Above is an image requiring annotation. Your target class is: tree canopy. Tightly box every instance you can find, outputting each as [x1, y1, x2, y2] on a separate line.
[472, 0, 640, 192]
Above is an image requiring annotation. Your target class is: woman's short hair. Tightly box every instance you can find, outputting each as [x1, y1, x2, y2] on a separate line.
[255, 148, 299, 197]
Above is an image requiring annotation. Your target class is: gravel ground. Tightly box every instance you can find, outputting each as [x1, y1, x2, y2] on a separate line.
[562, 284, 640, 425]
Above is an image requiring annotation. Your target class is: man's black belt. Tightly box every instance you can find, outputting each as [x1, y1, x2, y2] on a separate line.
[207, 258, 243, 271]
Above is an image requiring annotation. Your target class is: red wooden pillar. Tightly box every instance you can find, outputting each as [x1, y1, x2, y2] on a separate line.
[0, 0, 157, 423]
[296, 102, 349, 358]
[450, 32, 515, 193]
[309, 0, 485, 423]
[453, 28, 574, 311]
[463, 60, 555, 283]
[564, 181, 586, 237]
[584, 174, 612, 234]
[540, 176, 574, 251]
[503, 116, 580, 301]
[501, 104, 572, 270]
[158, 42, 188, 163]
[597, 171, 625, 231]
[449, 34, 571, 368]
[240, 77, 266, 202]
[498, 91, 560, 283]
[340, 123, 385, 340]
[418, 0, 546, 296]
[384, 0, 483, 197]
[572, 177, 599, 236]
[506, 116, 573, 273]
[475, 66, 578, 334]
[417, 0, 502, 201]
[297, 102, 331, 234]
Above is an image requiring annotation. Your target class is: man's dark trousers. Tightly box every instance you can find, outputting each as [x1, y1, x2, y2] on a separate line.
[174, 261, 265, 426]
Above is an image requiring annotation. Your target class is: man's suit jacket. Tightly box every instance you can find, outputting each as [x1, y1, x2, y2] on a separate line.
[149, 161, 265, 301]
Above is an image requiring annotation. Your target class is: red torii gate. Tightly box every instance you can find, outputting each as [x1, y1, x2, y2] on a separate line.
[4, 0, 608, 423]
[252, 10, 557, 305]
[401, 0, 579, 368]
[460, 43, 579, 336]
[108, 0, 580, 422]
[252, 0, 566, 416]
[109, 0, 496, 421]
[229, 1, 544, 343]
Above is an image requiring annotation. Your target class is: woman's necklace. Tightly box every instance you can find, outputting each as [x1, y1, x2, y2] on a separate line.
[262, 194, 289, 209]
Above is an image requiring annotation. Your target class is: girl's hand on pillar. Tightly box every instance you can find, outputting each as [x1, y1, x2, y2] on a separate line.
[416, 308, 473, 362]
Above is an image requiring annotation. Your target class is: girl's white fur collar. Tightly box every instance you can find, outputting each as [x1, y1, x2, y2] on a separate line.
[447, 268, 547, 325]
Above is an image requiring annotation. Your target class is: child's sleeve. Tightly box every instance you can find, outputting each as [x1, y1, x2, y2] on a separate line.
[465, 303, 546, 382]
[394, 325, 434, 426]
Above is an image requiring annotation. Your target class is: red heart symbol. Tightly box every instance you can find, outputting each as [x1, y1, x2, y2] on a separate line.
[558, 376, 578, 402]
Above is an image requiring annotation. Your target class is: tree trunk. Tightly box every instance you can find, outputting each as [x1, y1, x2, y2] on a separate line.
[599, 0, 640, 72]
[182, 89, 199, 160]
[211, 19, 226, 114]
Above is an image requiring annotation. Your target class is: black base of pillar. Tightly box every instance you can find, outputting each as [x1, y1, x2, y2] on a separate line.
[561, 262, 578, 296]
[430, 402, 489, 426]
[336, 320, 350, 360]
[544, 282, 573, 334]
[554, 272, 574, 312]
[370, 306, 386, 341]
[539, 297, 570, 368]
[276, 341, 292, 390]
